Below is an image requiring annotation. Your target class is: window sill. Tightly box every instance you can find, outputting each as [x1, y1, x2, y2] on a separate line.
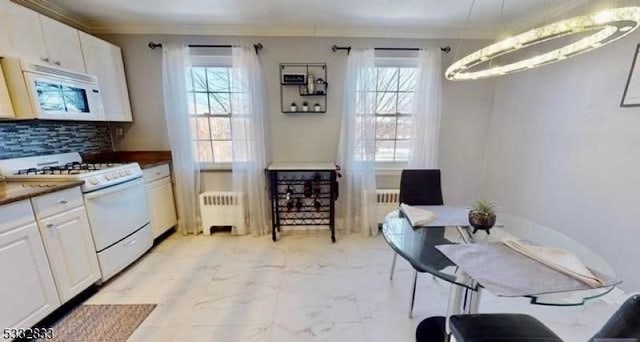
[375, 162, 407, 176]
[199, 163, 232, 172]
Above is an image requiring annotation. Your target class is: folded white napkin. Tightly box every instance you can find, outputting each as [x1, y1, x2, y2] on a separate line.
[400, 203, 437, 227]
[502, 239, 605, 288]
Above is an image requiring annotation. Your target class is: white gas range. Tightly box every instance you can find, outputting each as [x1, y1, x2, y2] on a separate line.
[0, 152, 153, 281]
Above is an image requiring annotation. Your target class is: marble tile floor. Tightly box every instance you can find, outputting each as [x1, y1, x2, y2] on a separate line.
[84, 231, 624, 342]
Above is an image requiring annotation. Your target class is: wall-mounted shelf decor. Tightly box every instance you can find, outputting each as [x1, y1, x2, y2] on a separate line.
[280, 63, 327, 114]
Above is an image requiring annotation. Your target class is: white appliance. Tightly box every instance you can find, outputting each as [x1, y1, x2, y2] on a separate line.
[0, 153, 152, 281]
[0, 58, 105, 121]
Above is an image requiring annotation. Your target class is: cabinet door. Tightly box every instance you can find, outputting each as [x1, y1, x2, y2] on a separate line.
[0, 1, 47, 62]
[0, 63, 14, 118]
[39, 15, 85, 72]
[39, 206, 100, 303]
[146, 177, 178, 238]
[0, 222, 60, 329]
[79, 32, 133, 122]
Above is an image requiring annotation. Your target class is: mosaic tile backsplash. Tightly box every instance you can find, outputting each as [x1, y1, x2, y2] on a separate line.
[0, 121, 113, 160]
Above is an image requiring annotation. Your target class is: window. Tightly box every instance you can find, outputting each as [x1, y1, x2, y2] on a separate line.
[373, 66, 417, 162]
[186, 65, 234, 164]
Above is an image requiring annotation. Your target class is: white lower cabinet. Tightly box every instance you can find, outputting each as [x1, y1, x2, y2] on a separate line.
[38, 206, 101, 303]
[0, 201, 60, 330]
[144, 164, 177, 239]
[146, 177, 177, 238]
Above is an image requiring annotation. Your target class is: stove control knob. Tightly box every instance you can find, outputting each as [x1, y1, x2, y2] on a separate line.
[112, 172, 120, 179]
[89, 177, 99, 185]
[125, 169, 132, 175]
[105, 174, 113, 180]
[119, 170, 126, 177]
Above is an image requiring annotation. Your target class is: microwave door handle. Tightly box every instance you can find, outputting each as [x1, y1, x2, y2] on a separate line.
[84, 178, 143, 200]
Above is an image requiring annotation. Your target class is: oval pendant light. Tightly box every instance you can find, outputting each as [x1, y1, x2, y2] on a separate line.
[446, 7, 640, 81]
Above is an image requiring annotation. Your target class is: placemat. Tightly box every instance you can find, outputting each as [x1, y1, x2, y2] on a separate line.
[436, 242, 615, 297]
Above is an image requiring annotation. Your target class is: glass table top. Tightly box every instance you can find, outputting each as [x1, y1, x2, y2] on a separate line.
[382, 208, 620, 306]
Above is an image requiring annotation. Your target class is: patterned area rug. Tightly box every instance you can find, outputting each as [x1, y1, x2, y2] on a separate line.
[37, 304, 156, 342]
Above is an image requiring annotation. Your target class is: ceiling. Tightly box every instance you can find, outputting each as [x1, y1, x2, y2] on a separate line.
[27, 0, 592, 38]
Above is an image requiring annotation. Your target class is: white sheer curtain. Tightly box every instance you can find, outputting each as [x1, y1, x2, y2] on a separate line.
[230, 46, 269, 236]
[408, 49, 442, 169]
[162, 43, 200, 234]
[337, 48, 378, 236]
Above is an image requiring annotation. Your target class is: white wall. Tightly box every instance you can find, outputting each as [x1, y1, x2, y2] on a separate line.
[103, 34, 496, 205]
[483, 30, 640, 291]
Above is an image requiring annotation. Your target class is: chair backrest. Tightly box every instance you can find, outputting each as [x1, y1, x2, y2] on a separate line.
[590, 295, 640, 341]
[399, 169, 444, 206]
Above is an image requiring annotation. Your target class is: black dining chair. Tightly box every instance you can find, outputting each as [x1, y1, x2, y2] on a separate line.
[416, 294, 640, 342]
[392, 169, 444, 318]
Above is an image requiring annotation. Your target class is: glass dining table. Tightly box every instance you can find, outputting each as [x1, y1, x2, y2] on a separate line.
[382, 208, 620, 336]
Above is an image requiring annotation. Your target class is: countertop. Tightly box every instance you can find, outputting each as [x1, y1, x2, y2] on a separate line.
[0, 180, 85, 206]
[82, 151, 171, 170]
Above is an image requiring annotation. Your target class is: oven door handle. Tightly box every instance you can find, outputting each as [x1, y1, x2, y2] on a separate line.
[84, 177, 144, 200]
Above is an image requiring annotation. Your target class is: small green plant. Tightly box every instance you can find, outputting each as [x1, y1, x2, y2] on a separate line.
[472, 199, 496, 215]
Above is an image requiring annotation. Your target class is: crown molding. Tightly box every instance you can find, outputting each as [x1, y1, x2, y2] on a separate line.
[17, 0, 590, 40]
[12, 0, 91, 31]
[85, 22, 500, 39]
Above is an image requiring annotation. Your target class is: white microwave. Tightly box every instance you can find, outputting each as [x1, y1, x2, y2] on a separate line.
[0, 58, 105, 121]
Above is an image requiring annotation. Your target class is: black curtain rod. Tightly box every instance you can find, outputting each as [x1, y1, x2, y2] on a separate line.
[331, 44, 451, 55]
[148, 42, 264, 54]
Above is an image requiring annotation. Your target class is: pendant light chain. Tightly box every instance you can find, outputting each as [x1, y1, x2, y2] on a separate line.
[489, 0, 507, 70]
[453, 0, 477, 63]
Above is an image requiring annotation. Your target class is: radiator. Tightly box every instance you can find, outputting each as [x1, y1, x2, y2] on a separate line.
[374, 189, 400, 223]
[199, 191, 246, 235]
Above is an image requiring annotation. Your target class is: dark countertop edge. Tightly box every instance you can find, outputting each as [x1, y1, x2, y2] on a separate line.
[0, 180, 85, 206]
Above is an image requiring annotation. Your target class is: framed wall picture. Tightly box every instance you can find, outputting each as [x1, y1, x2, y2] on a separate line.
[621, 44, 640, 107]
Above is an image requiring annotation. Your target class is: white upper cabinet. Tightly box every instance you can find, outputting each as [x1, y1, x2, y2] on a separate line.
[0, 0, 47, 62]
[0, 1, 85, 73]
[39, 15, 86, 73]
[80, 32, 133, 122]
[0, 63, 14, 118]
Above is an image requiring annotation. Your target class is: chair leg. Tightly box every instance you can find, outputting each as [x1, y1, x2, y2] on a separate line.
[390, 253, 398, 280]
[409, 269, 418, 318]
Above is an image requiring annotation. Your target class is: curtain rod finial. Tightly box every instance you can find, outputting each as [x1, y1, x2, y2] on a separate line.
[253, 43, 263, 54]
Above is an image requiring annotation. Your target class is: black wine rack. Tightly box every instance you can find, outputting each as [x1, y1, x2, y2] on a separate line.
[267, 169, 338, 242]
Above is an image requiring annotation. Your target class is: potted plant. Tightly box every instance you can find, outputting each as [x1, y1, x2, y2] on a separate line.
[290, 102, 297, 112]
[314, 103, 321, 112]
[469, 199, 497, 234]
[302, 102, 309, 112]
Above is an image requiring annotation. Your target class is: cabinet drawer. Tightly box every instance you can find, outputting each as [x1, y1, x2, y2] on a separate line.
[31, 187, 83, 220]
[97, 224, 152, 281]
[143, 164, 171, 183]
[0, 200, 35, 234]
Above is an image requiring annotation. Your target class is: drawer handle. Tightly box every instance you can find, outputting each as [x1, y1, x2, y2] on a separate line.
[124, 239, 137, 247]
[58, 199, 68, 205]
[45, 223, 55, 229]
